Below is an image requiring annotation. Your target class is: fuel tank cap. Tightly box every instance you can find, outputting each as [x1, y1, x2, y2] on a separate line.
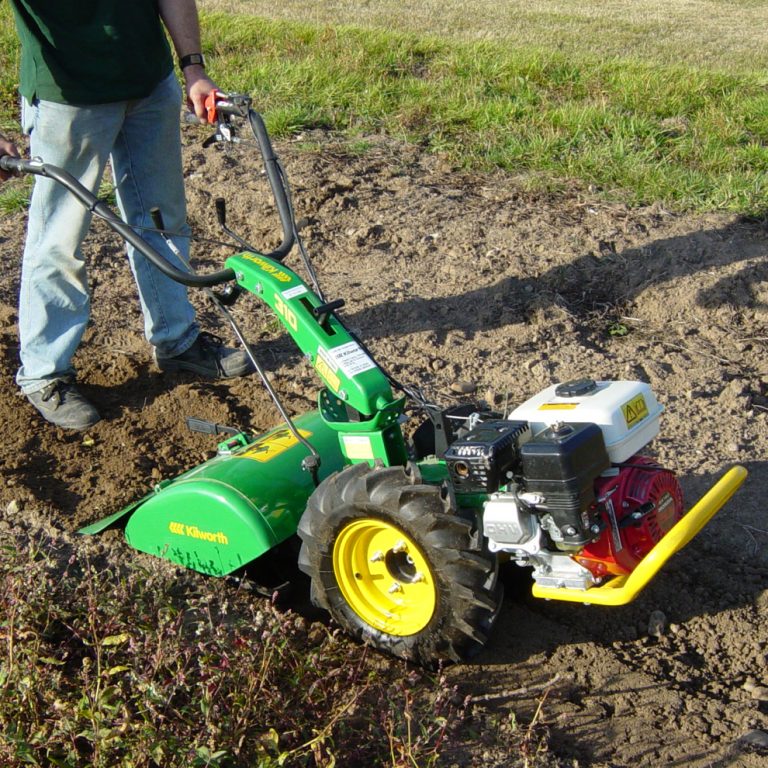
[555, 378, 598, 397]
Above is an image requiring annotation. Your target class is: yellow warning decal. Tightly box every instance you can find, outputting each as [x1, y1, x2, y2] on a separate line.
[240, 428, 313, 463]
[622, 394, 649, 428]
[538, 402, 579, 410]
[315, 356, 341, 391]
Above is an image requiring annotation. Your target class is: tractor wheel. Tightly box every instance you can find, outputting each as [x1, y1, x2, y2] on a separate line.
[297, 461, 502, 665]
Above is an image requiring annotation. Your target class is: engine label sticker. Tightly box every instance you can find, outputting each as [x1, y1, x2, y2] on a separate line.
[239, 427, 313, 462]
[326, 341, 376, 377]
[538, 402, 579, 410]
[282, 284, 308, 300]
[622, 394, 649, 428]
[342, 435, 375, 461]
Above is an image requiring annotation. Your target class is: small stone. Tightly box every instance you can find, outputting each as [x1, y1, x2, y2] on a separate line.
[6, 499, 19, 515]
[750, 686, 768, 702]
[648, 609, 667, 638]
[450, 380, 477, 395]
[738, 730, 768, 749]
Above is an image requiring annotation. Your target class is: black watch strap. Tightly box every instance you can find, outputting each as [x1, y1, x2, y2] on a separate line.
[179, 53, 206, 70]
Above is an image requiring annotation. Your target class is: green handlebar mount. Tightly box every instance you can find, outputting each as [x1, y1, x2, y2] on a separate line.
[226, 251, 408, 466]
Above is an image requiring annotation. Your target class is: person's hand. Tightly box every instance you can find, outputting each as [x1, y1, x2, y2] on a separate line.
[183, 67, 219, 123]
[0, 135, 20, 183]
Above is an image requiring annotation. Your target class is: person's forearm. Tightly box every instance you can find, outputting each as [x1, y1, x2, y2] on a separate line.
[158, 0, 204, 60]
[158, 0, 217, 120]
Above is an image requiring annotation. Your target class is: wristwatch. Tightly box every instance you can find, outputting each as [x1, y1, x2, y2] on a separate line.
[179, 53, 206, 70]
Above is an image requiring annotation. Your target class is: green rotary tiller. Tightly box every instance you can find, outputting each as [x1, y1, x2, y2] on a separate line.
[1, 93, 746, 666]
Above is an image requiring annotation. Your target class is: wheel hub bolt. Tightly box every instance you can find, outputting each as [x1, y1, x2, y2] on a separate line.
[391, 540, 408, 553]
[388, 582, 403, 594]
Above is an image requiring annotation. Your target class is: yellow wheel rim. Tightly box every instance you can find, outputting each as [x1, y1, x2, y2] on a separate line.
[333, 518, 436, 636]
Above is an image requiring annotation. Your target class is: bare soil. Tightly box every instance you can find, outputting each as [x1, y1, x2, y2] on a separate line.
[0, 126, 766, 767]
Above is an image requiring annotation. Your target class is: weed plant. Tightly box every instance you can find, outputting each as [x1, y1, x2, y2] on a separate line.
[0, 534, 487, 767]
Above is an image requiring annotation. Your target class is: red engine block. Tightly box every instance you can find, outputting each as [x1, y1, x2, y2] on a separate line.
[575, 456, 684, 578]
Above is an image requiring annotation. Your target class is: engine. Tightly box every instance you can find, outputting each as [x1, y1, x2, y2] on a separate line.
[444, 379, 685, 591]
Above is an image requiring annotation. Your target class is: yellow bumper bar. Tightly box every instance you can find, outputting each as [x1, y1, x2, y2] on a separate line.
[531, 465, 747, 606]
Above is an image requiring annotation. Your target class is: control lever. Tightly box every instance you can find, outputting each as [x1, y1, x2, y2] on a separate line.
[214, 197, 258, 253]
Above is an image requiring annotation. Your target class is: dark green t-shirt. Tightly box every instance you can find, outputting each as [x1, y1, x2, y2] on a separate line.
[9, 0, 174, 104]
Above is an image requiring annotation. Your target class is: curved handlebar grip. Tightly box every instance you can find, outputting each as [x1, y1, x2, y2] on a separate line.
[0, 156, 236, 288]
[0, 155, 45, 176]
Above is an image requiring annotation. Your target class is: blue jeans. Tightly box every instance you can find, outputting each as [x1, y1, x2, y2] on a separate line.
[17, 72, 199, 394]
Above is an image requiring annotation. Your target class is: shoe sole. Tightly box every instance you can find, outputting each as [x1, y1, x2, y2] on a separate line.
[155, 359, 254, 379]
[29, 406, 101, 430]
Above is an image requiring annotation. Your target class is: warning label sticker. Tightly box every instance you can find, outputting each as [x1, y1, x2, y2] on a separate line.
[239, 428, 313, 463]
[323, 341, 376, 378]
[622, 393, 649, 428]
[282, 284, 307, 300]
[315, 351, 341, 391]
[342, 435, 375, 461]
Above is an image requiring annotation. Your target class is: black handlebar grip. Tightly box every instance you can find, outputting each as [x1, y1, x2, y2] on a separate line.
[0, 155, 45, 176]
[215, 197, 226, 226]
[150, 206, 165, 231]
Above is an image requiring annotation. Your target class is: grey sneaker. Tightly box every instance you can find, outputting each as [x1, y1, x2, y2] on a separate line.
[25, 378, 101, 430]
[154, 332, 255, 379]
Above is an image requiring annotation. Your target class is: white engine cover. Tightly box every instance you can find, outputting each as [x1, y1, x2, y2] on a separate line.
[508, 380, 663, 463]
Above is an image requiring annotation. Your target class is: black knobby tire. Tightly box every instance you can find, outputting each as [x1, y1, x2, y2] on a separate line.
[297, 461, 502, 665]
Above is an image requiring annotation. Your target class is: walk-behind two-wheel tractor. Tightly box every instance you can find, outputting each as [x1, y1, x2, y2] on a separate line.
[2, 94, 746, 666]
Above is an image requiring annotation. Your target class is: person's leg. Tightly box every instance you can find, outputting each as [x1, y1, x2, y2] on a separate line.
[16, 97, 124, 393]
[111, 73, 254, 378]
[16, 97, 132, 428]
[109, 72, 198, 358]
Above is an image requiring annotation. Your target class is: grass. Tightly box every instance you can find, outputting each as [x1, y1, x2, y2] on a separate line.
[1, 4, 767, 214]
[200, 0, 768, 74]
[194, 12, 768, 214]
[1, 535, 501, 768]
[0, 3, 20, 134]
[0, 178, 31, 215]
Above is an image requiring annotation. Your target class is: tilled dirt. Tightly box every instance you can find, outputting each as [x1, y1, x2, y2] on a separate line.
[0, 126, 766, 767]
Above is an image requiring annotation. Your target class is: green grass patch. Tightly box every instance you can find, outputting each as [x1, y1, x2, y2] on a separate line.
[1, 5, 766, 213]
[196, 12, 768, 214]
[0, 177, 31, 214]
[0, 4, 20, 132]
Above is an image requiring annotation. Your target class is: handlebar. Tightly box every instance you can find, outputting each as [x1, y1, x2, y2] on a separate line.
[0, 156, 44, 176]
[245, 110, 295, 262]
[0, 155, 236, 287]
[0, 106, 297, 288]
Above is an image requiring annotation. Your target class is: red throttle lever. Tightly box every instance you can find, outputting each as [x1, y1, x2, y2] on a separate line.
[204, 90, 223, 125]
